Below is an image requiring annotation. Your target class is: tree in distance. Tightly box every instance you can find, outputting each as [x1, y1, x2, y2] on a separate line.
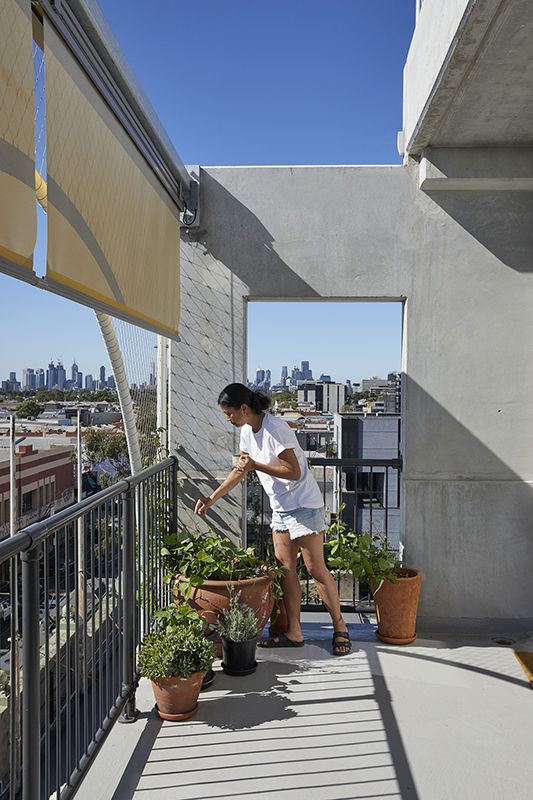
[17, 398, 44, 419]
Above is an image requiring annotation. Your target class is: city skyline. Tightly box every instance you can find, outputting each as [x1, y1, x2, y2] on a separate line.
[247, 302, 403, 385]
[2, 357, 112, 387]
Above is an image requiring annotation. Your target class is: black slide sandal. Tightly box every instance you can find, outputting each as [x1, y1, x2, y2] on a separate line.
[259, 632, 305, 648]
[332, 630, 352, 656]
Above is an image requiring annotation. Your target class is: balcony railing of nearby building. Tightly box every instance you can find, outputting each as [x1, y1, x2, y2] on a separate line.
[0, 489, 76, 542]
[0, 457, 177, 800]
[249, 456, 402, 612]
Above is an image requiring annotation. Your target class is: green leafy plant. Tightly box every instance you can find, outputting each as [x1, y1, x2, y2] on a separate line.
[216, 588, 260, 642]
[139, 605, 215, 680]
[323, 503, 400, 593]
[161, 528, 284, 600]
[153, 603, 207, 634]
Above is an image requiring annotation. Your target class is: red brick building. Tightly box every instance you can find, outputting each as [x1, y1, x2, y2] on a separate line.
[0, 443, 75, 539]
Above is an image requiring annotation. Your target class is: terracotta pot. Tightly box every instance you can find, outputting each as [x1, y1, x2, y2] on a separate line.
[176, 573, 274, 634]
[372, 568, 421, 645]
[269, 598, 288, 635]
[151, 671, 206, 721]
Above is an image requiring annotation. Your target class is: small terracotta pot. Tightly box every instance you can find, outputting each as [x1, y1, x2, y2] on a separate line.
[151, 672, 206, 721]
[269, 598, 288, 635]
[372, 568, 421, 645]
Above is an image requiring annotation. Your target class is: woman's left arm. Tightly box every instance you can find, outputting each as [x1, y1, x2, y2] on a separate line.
[237, 449, 301, 481]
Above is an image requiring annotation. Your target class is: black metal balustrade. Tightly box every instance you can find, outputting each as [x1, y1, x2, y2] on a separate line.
[248, 457, 402, 613]
[0, 457, 178, 800]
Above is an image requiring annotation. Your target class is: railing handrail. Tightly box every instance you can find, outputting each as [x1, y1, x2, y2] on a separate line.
[0, 456, 177, 566]
[308, 457, 402, 469]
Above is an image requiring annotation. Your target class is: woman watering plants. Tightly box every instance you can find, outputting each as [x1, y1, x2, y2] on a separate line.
[194, 383, 351, 656]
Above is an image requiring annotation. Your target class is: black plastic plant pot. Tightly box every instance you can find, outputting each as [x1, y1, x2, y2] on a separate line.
[201, 669, 215, 690]
[221, 637, 258, 676]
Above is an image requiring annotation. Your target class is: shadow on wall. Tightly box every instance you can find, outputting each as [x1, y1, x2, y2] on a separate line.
[424, 189, 533, 272]
[177, 446, 243, 545]
[403, 375, 533, 625]
[185, 171, 320, 297]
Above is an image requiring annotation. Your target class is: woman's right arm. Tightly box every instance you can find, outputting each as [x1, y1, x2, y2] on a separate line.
[194, 455, 248, 515]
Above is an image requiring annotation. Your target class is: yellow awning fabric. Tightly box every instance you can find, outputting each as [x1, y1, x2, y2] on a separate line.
[0, 0, 36, 270]
[43, 22, 181, 337]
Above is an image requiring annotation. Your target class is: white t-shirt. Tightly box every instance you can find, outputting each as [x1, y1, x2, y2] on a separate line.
[239, 413, 324, 513]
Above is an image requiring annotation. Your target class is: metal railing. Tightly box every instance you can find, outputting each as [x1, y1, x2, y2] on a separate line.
[0, 457, 178, 800]
[248, 456, 402, 612]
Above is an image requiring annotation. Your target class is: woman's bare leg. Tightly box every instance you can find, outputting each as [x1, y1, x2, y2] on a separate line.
[299, 532, 350, 652]
[271, 530, 304, 642]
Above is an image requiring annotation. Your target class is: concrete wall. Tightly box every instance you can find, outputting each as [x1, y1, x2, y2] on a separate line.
[172, 163, 533, 631]
[403, 0, 470, 149]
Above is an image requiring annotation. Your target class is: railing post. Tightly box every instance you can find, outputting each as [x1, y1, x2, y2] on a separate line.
[169, 456, 178, 534]
[120, 485, 138, 722]
[21, 542, 41, 800]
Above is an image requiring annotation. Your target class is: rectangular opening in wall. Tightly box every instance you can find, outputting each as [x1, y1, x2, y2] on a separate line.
[245, 300, 404, 584]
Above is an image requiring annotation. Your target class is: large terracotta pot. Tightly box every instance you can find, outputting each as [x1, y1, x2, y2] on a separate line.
[177, 573, 274, 633]
[151, 671, 206, 721]
[372, 568, 421, 645]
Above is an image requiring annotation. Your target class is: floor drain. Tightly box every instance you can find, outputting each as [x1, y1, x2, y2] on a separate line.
[493, 638, 515, 646]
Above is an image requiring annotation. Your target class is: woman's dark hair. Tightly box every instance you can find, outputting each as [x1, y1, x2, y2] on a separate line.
[218, 383, 271, 413]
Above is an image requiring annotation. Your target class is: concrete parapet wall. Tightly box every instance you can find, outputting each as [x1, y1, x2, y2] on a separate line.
[171, 163, 533, 627]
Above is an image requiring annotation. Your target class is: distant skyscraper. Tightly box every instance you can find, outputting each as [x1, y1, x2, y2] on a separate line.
[71, 359, 79, 383]
[319, 374, 332, 383]
[107, 375, 116, 390]
[9, 371, 17, 383]
[35, 369, 45, 389]
[99, 365, 106, 387]
[281, 366, 288, 383]
[301, 361, 312, 380]
[76, 372, 83, 389]
[23, 368, 35, 390]
[56, 362, 66, 390]
[85, 374, 94, 391]
[265, 369, 271, 384]
[255, 368, 265, 384]
[46, 361, 57, 390]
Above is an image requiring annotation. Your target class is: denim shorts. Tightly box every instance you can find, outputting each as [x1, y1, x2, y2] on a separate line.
[270, 506, 327, 540]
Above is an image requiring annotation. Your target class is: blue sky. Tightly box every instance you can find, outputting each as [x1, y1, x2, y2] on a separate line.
[0, 0, 415, 382]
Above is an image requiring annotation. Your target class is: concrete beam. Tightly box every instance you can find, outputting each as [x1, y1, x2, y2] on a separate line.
[405, 0, 509, 155]
[419, 148, 533, 191]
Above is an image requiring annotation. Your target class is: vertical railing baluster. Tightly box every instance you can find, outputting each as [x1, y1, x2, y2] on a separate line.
[21, 541, 41, 800]
[385, 467, 389, 548]
[120, 484, 137, 722]
[83, 513, 89, 757]
[44, 539, 51, 796]
[54, 530, 61, 799]
[98, 505, 104, 733]
[65, 524, 72, 785]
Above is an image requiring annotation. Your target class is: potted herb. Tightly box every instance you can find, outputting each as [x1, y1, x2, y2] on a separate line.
[217, 589, 260, 676]
[325, 514, 421, 645]
[139, 605, 216, 721]
[162, 529, 283, 638]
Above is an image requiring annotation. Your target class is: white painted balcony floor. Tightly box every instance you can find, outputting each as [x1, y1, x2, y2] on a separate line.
[77, 613, 533, 800]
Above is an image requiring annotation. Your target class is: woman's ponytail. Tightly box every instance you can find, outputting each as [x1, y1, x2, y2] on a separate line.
[250, 390, 271, 413]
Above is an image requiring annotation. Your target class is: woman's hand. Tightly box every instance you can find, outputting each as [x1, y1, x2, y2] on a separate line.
[236, 454, 256, 474]
[194, 496, 213, 516]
